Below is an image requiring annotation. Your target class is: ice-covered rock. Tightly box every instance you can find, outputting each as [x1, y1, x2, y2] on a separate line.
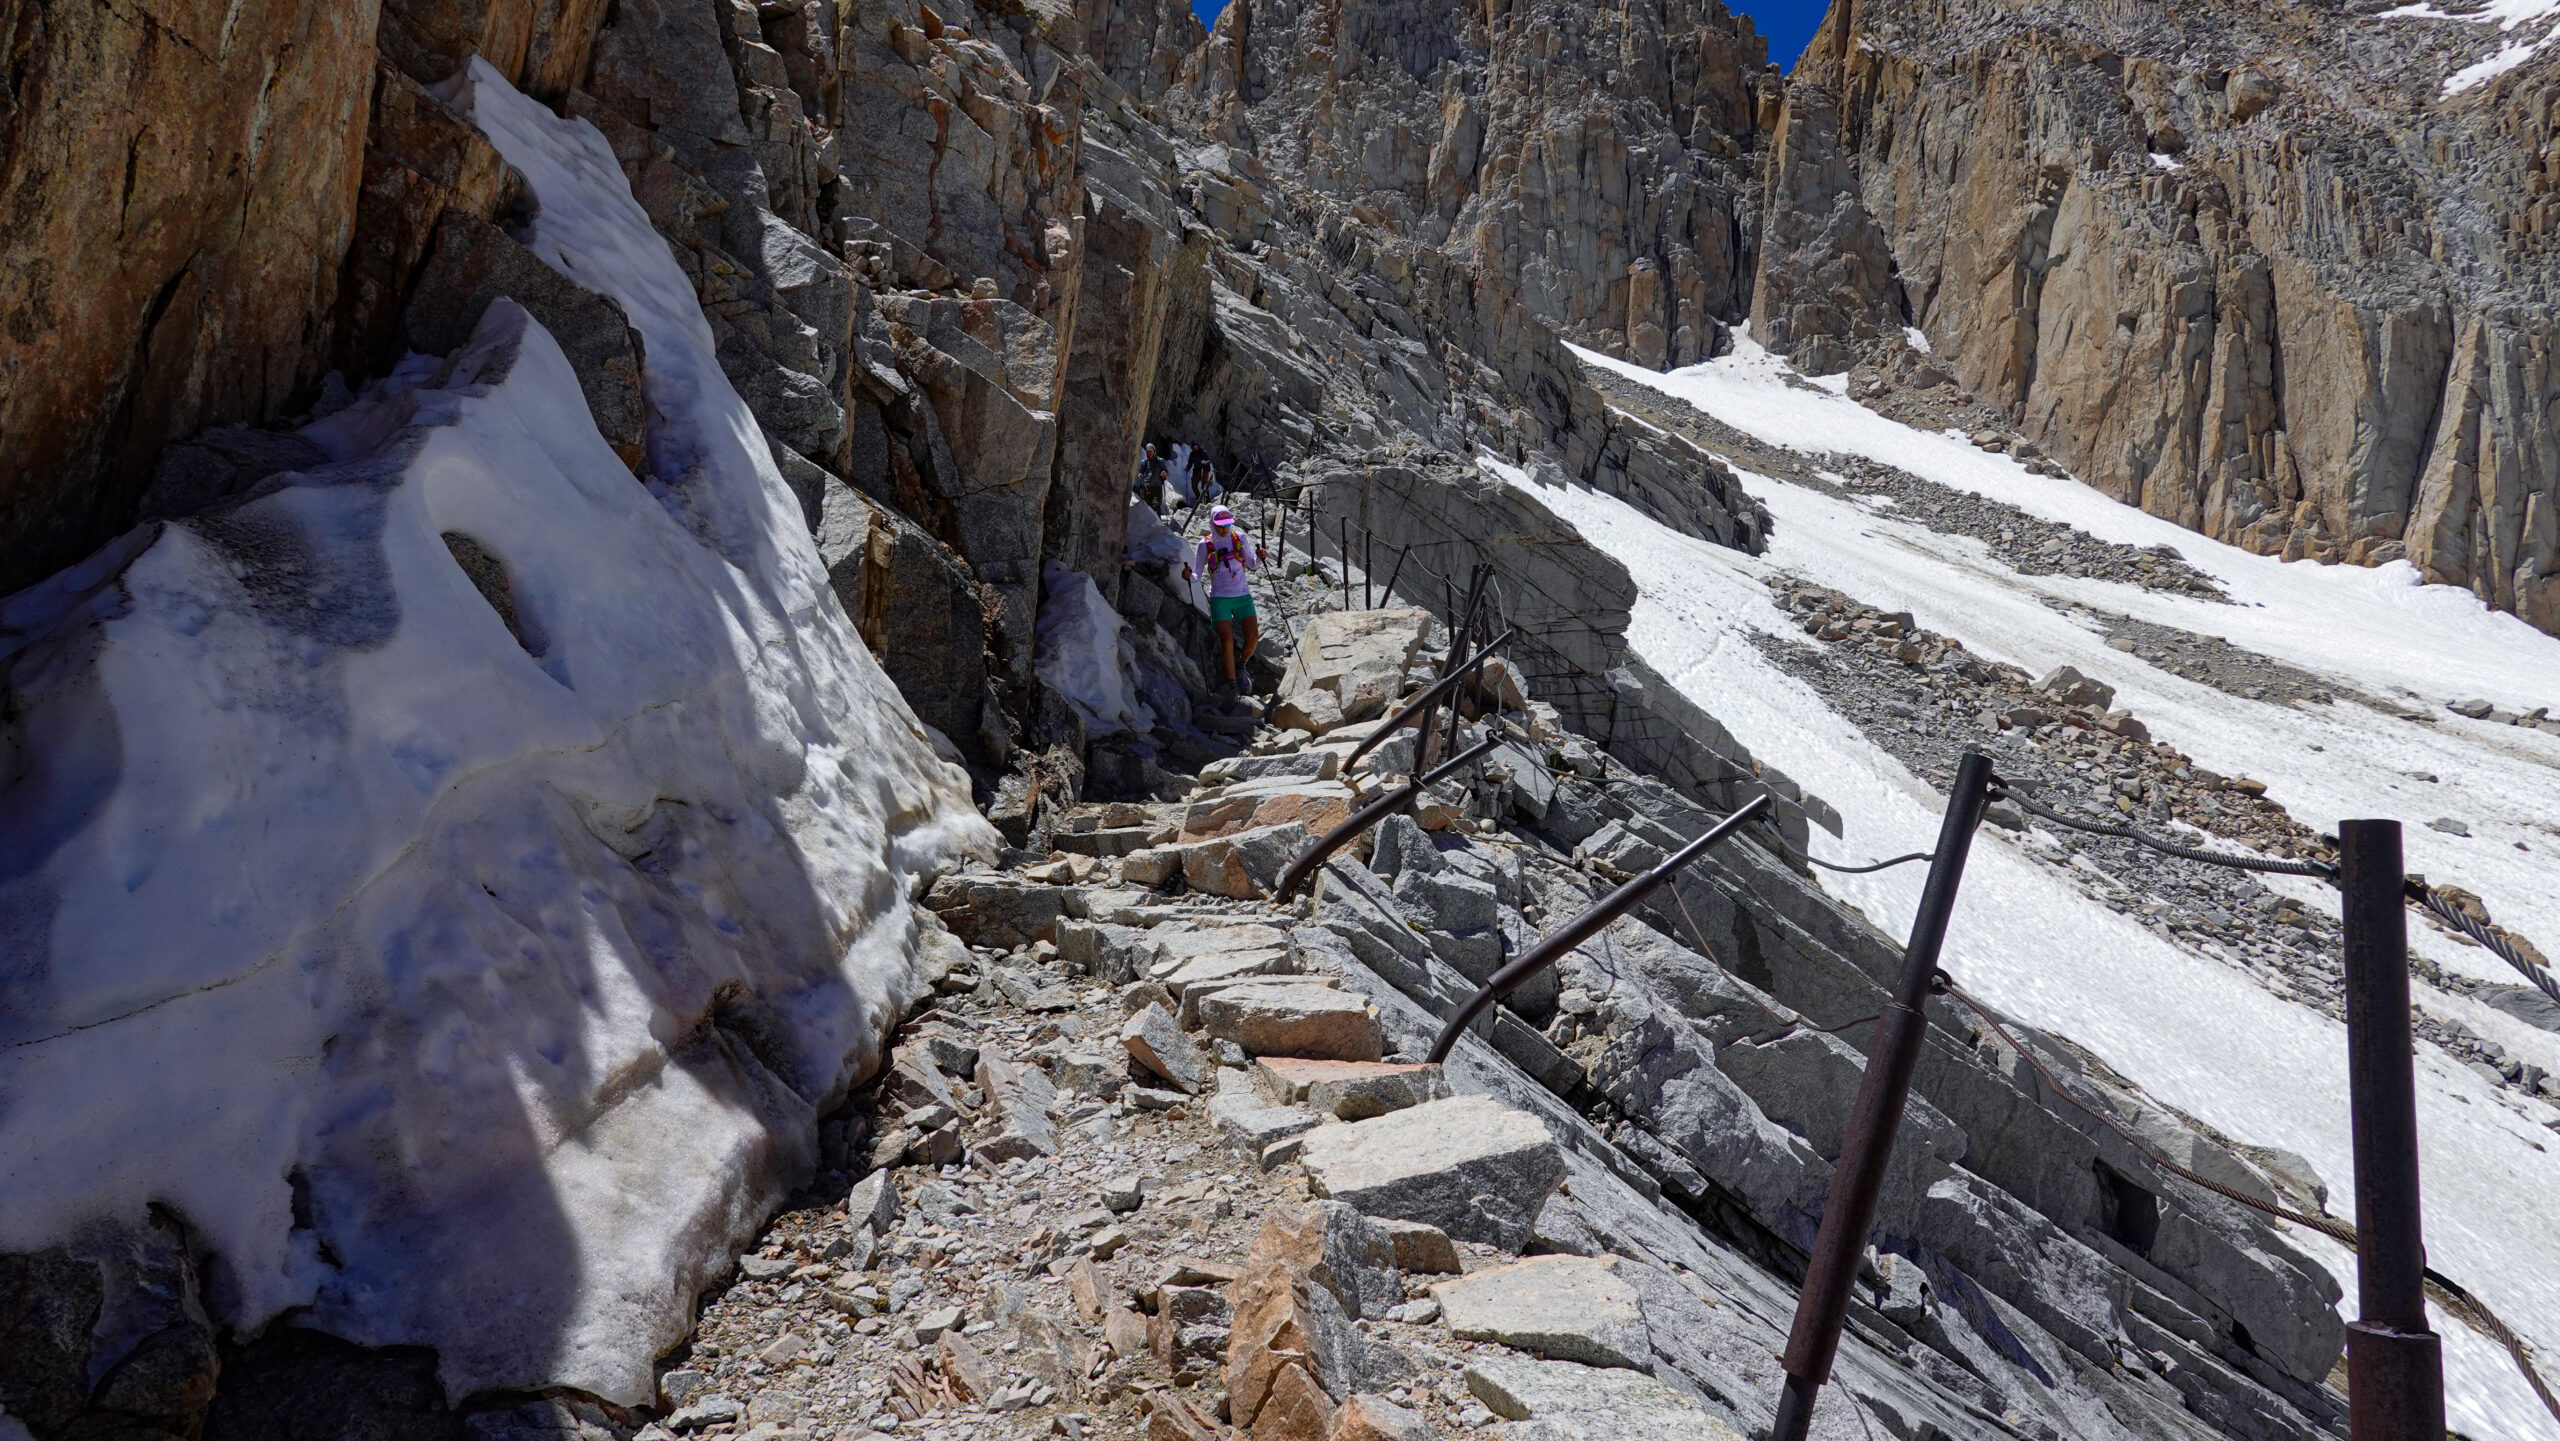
[0, 62, 992, 1409]
[1034, 559, 1155, 737]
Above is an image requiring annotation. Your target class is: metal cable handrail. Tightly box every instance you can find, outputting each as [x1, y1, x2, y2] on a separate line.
[1425, 795, 1772, 1064]
[1939, 976, 2560, 1424]
[1271, 737, 1501, 903]
[1337, 627, 1516, 775]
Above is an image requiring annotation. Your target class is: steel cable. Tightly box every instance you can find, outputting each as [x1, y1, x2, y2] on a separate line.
[2408, 881, 2560, 1011]
[1989, 779, 2339, 878]
[1329, 518, 2559, 1411]
[1939, 977, 2560, 1423]
[1994, 775, 2560, 1007]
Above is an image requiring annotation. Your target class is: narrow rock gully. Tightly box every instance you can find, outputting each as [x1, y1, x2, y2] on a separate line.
[631, 566, 2406, 1441]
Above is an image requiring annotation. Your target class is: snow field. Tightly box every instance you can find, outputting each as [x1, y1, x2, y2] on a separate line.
[1535, 340, 2560, 1439]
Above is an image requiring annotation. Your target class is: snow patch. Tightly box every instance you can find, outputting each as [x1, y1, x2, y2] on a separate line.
[1036, 561, 1156, 737]
[1901, 325, 1933, 354]
[2443, 25, 2559, 91]
[0, 60, 992, 1409]
[2379, 0, 2560, 92]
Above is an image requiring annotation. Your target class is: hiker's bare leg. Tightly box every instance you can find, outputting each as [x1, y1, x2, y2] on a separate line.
[1239, 616, 1260, 685]
[1216, 619, 1237, 683]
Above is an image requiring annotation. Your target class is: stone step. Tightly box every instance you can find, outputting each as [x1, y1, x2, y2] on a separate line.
[1195, 982, 1383, 1062]
[1252, 1057, 1450, 1120]
[1432, 1255, 1652, 1372]
[1295, 1094, 1564, 1251]
[1052, 824, 1166, 858]
[1461, 1354, 1745, 1441]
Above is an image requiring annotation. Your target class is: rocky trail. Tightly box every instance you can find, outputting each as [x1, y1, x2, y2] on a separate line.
[617, 596, 2415, 1441]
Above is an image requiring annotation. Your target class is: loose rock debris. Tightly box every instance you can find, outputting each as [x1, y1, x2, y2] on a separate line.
[632, 611, 2475, 1441]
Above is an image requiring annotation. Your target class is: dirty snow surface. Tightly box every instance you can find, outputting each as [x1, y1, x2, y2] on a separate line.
[2382, 0, 2560, 92]
[1552, 338, 2560, 1440]
[0, 60, 990, 1408]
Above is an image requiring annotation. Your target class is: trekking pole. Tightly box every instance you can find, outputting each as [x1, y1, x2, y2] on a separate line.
[1771, 752, 1996, 1441]
[2339, 819, 2445, 1441]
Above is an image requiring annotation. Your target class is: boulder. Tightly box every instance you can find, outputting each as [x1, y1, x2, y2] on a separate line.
[1329, 1393, 1440, 1441]
[883, 1044, 961, 1115]
[1227, 1252, 1364, 1426]
[1123, 847, 1183, 887]
[1372, 1219, 1462, 1275]
[974, 1054, 1060, 1161]
[1201, 751, 1344, 784]
[1276, 609, 1439, 726]
[847, 1172, 900, 1234]
[1198, 984, 1386, 1062]
[1255, 1058, 1452, 1119]
[1149, 1283, 1234, 1385]
[1209, 1090, 1324, 1160]
[1461, 1355, 1743, 1441]
[1183, 780, 1358, 840]
[2034, 665, 2116, 710]
[1122, 1003, 1212, 1094]
[1159, 823, 1313, 899]
[1058, 920, 1146, 983]
[1249, 1200, 1407, 1320]
[1431, 1256, 1651, 1371]
[1181, 974, 1342, 1031]
[1155, 943, 1298, 996]
[1272, 688, 1349, 736]
[1296, 1095, 1566, 1250]
[926, 873, 1071, 949]
[1254, 1359, 1338, 1441]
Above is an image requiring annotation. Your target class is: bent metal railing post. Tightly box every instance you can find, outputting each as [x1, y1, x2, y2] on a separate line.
[1416, 564, 1491, 769]
[1426, 793, 1774, 1065]
[1272, 737, 1503, 903]
[1771, 751, 1996, 1441]
[1339, 627, 1518, 776]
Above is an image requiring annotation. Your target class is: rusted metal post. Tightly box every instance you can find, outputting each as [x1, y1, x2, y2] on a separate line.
[2339, 819, 2444, 1441]
[1771, 751, 1995, 1441]
[1339, 517, 1352, 610]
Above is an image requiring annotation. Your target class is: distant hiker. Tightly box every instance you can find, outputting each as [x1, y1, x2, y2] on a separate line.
[1191, 452, 1219, 502]
[1183, 504, 1261, 692]
[1136, 444, 1168, 509]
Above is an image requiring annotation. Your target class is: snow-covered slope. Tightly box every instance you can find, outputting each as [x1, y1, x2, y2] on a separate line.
[0, 62, 992, 1407]
[1532, 338, 2560, 1440]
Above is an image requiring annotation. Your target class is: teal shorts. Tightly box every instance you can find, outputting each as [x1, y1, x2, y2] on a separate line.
[1209, 593, 1257, 623]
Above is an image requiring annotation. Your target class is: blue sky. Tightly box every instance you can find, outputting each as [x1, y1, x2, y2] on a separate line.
[1186, 0, 1830, 71]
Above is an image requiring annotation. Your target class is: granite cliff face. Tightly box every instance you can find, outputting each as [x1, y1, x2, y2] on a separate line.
[1755, 0, 2560, 633]
[0, 1, 381, 596]
[1175, 0, 1779, 367]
